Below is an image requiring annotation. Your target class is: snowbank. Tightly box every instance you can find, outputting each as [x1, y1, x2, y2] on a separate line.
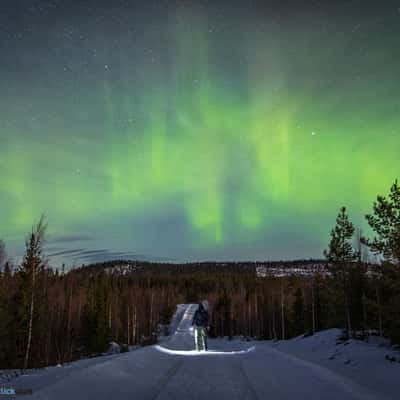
[267, 329, 400, 400]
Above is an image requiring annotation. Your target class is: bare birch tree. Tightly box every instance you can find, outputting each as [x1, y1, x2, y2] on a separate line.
[20, 215, 47, 369]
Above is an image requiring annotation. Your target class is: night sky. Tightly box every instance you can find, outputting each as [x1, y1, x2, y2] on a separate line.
[1, 1, 399, 266]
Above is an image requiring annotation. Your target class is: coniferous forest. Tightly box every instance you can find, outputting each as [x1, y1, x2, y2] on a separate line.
[0, 180, 399, 369]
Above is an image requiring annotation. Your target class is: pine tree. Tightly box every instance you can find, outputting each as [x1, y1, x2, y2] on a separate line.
[324, 207, 356, 264]
[363, 180, 400, 265]
[324, 207, 357, 337]
[361, 180, 400, 343]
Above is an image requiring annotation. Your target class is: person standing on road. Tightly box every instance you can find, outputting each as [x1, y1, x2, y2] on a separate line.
[192, 303, 209, 351]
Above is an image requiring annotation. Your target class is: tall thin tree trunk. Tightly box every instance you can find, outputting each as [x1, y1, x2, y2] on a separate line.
[127, 304, 130, 346]
[133, 306, 137, 344]
[77, 291, 82, 322]
[66, 286, 73, 361]
[149, 292, 154, 336]
[281, 282, 285, 340]
[114, 301, 119, 342]
[268, 300, 273, 340]
[24, 267, 36, 369]
[272, 294, 277, 340]
[345, 293, 352, 337]
[376, 286, 383, 337]
[248, 298, 251, 337]
[311, 284, 316, 334]
[46, 318, 52, 366]
[254, 291, 258, 338]
[362, 291, 368, 340]
[108, 302, 112, 331]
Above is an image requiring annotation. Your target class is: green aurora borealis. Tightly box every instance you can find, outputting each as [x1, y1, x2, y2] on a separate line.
[1, 1, 399, 264]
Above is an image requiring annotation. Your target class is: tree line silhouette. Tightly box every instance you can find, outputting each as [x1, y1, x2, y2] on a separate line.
[0, 180, 399, 369]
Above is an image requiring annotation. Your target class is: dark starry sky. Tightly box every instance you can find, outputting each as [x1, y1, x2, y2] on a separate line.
[1, 0, 399, 266]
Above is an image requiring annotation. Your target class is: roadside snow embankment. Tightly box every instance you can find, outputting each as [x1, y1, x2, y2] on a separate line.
[267, 329, 400, 400]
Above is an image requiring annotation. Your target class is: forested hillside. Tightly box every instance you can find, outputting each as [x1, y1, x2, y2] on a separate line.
[0, 181, 399, 369]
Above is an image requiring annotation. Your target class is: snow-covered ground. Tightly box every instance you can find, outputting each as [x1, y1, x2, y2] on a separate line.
[3, 304, 399, 399]
[269, 329, 400, 400]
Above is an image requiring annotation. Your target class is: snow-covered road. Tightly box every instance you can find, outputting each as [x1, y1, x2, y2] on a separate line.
[11, 304, 391, 399]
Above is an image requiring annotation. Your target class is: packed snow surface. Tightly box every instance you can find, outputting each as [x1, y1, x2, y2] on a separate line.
[5, 304, 400, 399]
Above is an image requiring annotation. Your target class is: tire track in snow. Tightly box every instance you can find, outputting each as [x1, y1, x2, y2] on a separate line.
[236, 358, 260, 400]
[149, 359, 183, 400]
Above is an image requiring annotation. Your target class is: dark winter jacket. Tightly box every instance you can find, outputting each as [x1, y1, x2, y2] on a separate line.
[192, 304, 209, 328]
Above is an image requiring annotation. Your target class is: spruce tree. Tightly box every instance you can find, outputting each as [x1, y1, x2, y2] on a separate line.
[324, 207, 357, 337]
[324, 207, 356, 264]
[364, 179, 400, 265]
